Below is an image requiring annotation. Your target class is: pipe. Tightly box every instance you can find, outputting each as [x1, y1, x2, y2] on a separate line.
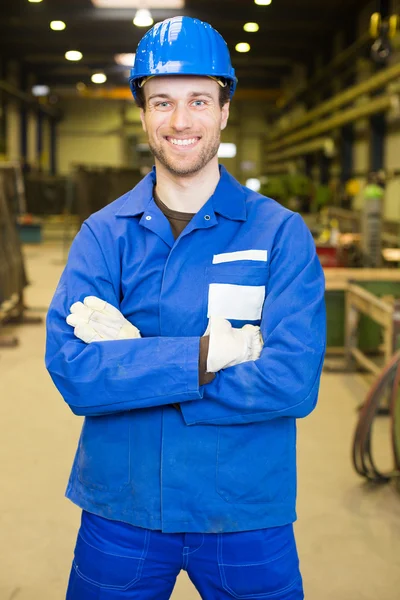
[280, 31, 372, 111]
[269, 61, 400, 145]
[266, 94, 398, 154]
[266, 137, 335, 164]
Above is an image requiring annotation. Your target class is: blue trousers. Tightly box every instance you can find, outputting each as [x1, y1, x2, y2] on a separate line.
[66, 511, 304, 599]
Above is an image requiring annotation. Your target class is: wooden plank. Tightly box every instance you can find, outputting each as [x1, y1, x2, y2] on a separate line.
[348, 284, 393, 314]
[0, 293, 19, 323]
[350, 347, 382, 376]
[324, 268, 400, 292]
[347, 287, 393, 332]
[325, 347, 345, 354]
[383, 324, 393, 364]
[348, 298, 391, 328]
[325, 279, 349, 291]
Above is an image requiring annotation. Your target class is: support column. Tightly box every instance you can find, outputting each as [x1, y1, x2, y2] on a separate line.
[50, 118, 57, 175]
[37, 110, 43, 172]
[20, 66, 28, 169]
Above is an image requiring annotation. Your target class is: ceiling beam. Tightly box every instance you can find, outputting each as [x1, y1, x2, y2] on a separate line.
[23, 53, 293, 72]
[25, 70, 283, 89]
[0, 6, 351, 26]
[61, 85, 282, 102]
[0, 30, 323, 51]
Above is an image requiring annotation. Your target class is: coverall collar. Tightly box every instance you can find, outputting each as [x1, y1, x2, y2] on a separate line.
[115, 165, 247, 222]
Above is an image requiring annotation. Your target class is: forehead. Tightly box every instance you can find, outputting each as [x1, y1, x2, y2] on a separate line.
[144, 75, 220, 99]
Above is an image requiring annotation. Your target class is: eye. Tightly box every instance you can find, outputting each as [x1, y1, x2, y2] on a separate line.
[155, 101, 171, 109]
[192, 100, 206, 107]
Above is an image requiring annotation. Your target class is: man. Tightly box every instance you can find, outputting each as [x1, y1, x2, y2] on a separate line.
[45, 16, 326, 600]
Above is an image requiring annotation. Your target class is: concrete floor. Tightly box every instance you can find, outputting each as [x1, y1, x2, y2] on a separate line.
[1, 242, 400, 600]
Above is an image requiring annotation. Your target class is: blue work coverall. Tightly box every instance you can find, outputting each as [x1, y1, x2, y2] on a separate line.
[45, 165, 326, 535]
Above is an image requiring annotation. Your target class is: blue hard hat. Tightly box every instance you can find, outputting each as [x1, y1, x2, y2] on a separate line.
[129, 16, 237, 100]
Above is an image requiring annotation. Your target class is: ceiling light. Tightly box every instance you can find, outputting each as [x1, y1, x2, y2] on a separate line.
[235, 42, 251, 53]
[255, 0, 272, 5]
[65, 50, 83, 61]
[245, 178, 261, 192]
[91, 1, 183, 7]
[244, 22, 259, 32]
[32, 85, 50, 97]
[91, 73, 107, 84]
[50, 21, 66, 31]
[28, 0, 43, 3]
[133, 8, 154, 27]
[115, 53, 136, 67]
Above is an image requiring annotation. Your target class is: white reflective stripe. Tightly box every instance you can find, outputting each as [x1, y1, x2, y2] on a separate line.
[212, 250, 268, 264]
[207, 283, 265, 321]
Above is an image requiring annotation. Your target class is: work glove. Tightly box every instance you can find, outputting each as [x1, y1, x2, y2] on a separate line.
[204, 316, 263, 373]
[66, 296, 141, 343]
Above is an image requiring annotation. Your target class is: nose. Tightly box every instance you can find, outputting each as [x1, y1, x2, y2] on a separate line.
[170, 103, 193, 131]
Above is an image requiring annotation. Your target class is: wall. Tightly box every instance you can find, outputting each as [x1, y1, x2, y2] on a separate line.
[233, 101, 265, 183]
[56, 95, 267, 184]
[57, 98, 127, 174]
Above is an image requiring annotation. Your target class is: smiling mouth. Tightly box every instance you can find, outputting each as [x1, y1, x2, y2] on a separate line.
[165, 136, 201, 148]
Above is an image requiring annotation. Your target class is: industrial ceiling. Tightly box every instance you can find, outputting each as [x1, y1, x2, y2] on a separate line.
[0, 0, 372, 97]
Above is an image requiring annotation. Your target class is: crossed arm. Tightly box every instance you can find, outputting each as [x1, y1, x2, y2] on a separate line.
[45, 214, 326, 425]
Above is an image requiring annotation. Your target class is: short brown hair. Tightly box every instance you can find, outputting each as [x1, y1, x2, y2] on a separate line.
[134, 79, 231, 111]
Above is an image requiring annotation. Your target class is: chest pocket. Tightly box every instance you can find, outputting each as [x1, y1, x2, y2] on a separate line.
[206, 263, 268, 323]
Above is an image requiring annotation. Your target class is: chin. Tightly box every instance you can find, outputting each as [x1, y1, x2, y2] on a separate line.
[166, 159, 204, 177]
[168, 166, 202, 177]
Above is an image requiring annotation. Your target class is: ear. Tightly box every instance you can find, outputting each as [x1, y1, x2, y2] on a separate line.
[220, 101, 230, 131]
[140, 108, 147, 132]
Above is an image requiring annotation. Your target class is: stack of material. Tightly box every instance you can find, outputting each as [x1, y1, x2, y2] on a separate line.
[74, 166, 142, 225]
[0, 162, 27, 217]
[0, 165, 29, 342]
[24, 173, 69, 216]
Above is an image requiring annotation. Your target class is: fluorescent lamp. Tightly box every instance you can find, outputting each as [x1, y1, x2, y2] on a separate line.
[115, 53, 136, 67]
[245, 178, 261, 192]
[50, 21, 66, 31]
[28, 0, 43, 3]
[91, 1, 183, 7]
[91, 73, 107, 84]
[133, 8, 153, 27]
[218, 143, 237, 158]
[255, 0, 272, 5]
[32, 85, 50, 97]
[65, 50, 83, 61]
[244, 22, 259, 32]
[235, 42, 251, 53]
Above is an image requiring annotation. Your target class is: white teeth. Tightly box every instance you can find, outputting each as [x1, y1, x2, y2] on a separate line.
[169, 138, 197, 146]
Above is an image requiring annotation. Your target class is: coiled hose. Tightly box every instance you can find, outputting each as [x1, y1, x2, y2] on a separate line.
[352, 350, 400, 482]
